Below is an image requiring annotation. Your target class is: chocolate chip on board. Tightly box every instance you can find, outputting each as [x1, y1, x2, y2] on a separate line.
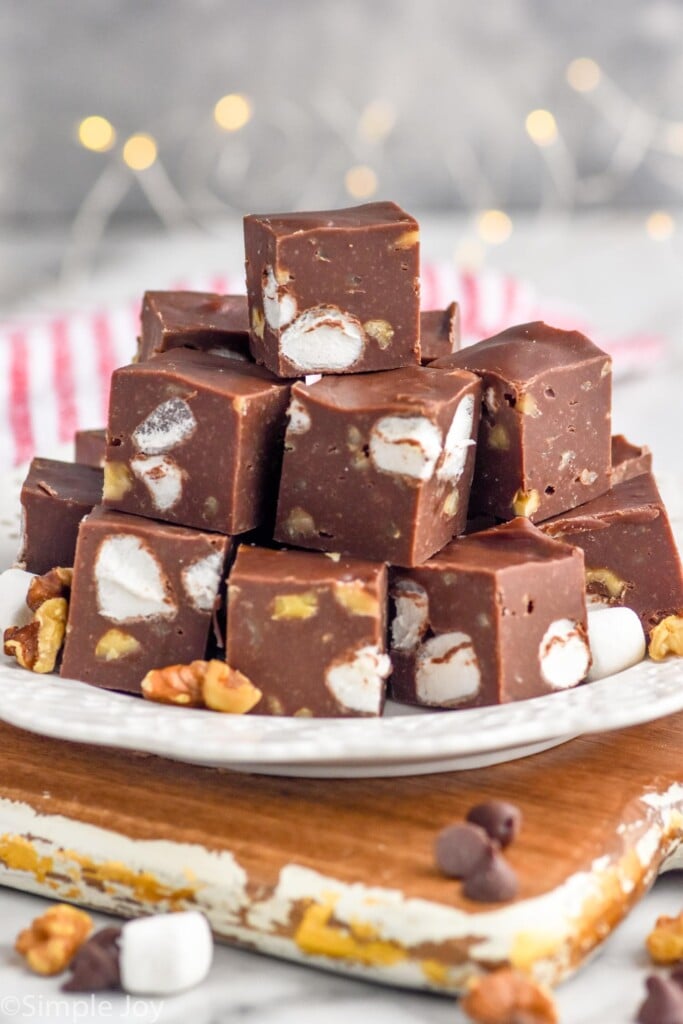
[462, 845, 519, 903]
[636, 975, 683, 1024]
[434, 822, 492, 879]
[62, 927, 122, 993]
[466, 800, 522, 848]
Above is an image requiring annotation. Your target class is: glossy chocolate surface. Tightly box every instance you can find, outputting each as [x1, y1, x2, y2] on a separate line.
[420, 302, 460, 363]
[610, 434, 652, 486]
[274, 365, 481, 566]
[244, 202, 420, 376]
[138, 291, 250, 362]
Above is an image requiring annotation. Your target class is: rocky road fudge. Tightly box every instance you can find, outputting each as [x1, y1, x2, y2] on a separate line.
[137, 291, 250, 363]
[103, 348, 291, 534]
[540, 472, 683, 634]
[227, 545, 389, 716]
[433, 321, 612, 523]
[610, 434, 652, 486]
[389, 517, 590, 708]
[420, 302, 460, 363]
[18, 458, 104, 574]
[74, 428, 106, 468]
[274, 365, 481, 566]
[244, 201, 420, 376]
[60, 507, 230, 693]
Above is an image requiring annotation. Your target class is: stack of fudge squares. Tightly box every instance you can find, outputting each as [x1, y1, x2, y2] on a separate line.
[15, 201, 683, 718]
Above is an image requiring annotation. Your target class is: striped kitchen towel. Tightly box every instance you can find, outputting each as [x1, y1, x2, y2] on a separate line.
[0, 265, 664, 471]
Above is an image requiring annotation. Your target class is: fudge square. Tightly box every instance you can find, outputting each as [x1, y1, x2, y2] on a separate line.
[610, 433, 652, 487]
[60, 507, 230, 694]
[75, 428, 106, 468]
[103, 348, 291, 534]
[389, 518, 590, 709]
[226, 545, 389, 717]
[274, 365, 482, 567]
[18, 458, 103, 574]
[432, 321, 612, 523]
[540, 472, 683, 635]
[420, 301, 461, 363]
[243, 201, 420, 377]
[137, 291, 250, 363]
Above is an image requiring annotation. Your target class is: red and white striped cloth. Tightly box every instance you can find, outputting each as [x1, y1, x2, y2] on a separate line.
[0, 265, 663, 471]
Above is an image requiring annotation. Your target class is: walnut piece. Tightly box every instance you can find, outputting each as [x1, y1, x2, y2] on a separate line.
[202, 660, 262, 714]
[646, 911, 683, 964]
[15, 904, 93, 976]
[648, 616, 683, 662]
[461, 968, 558, 1024]
[511, 489, 540, 518]
[95, 628, 141, 661]
[26, 566, 72, 611]
[4, 597, 68, 673]
[141, 660, 207, 706]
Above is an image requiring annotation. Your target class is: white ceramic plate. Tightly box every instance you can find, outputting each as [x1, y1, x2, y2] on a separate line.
[2, 465, 683, 778]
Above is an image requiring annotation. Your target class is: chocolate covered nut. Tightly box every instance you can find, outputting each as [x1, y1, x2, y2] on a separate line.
[611, 434, 652, 486]
[104, 348, 291, 534]
[227, 545, 389, 717]
[244, 202, 420, 376]
[389, 518, 590, 709]
[541, 473, 683, 635]
[433, 321, 612, 522]
[434, 822, 491, 878]
[466, 800, 522, 848]
[74, 428, 107, 468]
[18, 458, 103, 574]
[63, 927, 122, 992]
[274, 365, 481, 566]
[636, 976, 683, 1024]
[60, 507, 230, 694]
[420, 302, 460, 363]
[138, 291, 250, 363]
[462, 845, 519, 903]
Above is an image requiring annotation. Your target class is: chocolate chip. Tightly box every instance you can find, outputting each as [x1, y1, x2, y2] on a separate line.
[462, 845, 519, 903]
[636, 976, 683, 1024]
[62, 926, 122, 993]
[434, 822, 491, 879]
[466, 800, 522, 848]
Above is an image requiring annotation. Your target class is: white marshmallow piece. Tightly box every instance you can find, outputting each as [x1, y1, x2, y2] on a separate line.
[437, 393, 476, 482]
[586, 606, 646, 681]
[286, 397, 311, 435]
[415, 631, 481, 706]
[0, 569, 35, 660]
[119, 911, 213, 996]
[182, 550, 224, 613]
[131, 455, 184, 512]
[370, 415, 443, 481]
[390, 580, 429, 652]
[95, 535, 176, 623]
[325, 644, 391, 715]
[132, 398, 197, 455]
[538, 618, 591, 689]
[279, 306, 363, 372]
[263, 265, 297, 330]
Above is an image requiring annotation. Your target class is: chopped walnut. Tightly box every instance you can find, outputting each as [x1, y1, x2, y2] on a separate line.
[15, 904, 93, 976]
[26, 566, 72, 611]
[648, 616, 683, 662]
[4, 597, 68, 673]
[461, 968, 558, 1024]
[141, 660, 207, 706]
[202, 660, 262, 714]
[646, 911, 683, 964]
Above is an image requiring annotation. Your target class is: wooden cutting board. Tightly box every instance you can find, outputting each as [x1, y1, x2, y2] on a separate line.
[0, 714, 680, 994]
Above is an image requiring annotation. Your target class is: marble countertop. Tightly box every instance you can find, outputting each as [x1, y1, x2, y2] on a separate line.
[0, 213, 681, 1022]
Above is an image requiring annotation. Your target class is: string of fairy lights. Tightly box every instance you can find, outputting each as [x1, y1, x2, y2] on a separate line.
[65, 56, 682, 280]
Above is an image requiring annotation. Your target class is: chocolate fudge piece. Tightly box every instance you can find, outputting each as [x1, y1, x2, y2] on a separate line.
[103, 348, 291, 534]
[226, 545, 389, 716]
[611, 434, 652, 486]
[244, 201, 420, 376]
[137, 291, 250, 363]
[389, 518, 590, 708]
[74, 428, 106, 468]
[540, 472, 683, 634]
[61, 507, 230, 694]
[18, 458, 103, 575]
[432, 321, 612, 523]
[420, 302, 461, 363]
[274, 365, 481, 567]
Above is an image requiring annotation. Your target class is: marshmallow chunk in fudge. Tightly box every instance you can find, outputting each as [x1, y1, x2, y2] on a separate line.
[244, 202, 420, 376]
[274, 365, 481, 567]
[60, 507, 230, 694]
[389, 518, 590, 708]
[103, 348, 291, 534]
[433, 321, 612, 522]
[226, 545, 389, 717]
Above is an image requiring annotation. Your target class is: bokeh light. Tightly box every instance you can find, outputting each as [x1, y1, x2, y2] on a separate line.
[77, 115, 116, 153]
[214, 93, 252, 132]
[122, 133, 158, 171]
